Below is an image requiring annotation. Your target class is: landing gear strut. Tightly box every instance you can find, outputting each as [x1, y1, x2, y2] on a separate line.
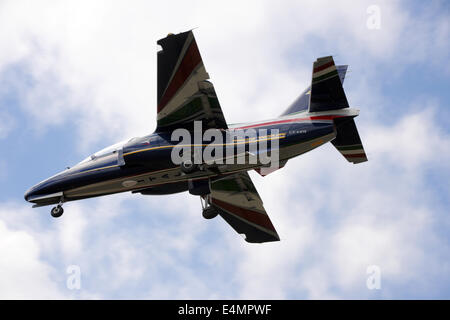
[51, 197, 64, 218]
[200, 194, 218, 219]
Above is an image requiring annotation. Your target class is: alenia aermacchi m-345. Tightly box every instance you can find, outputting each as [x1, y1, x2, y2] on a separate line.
[24, 31, 368, 243]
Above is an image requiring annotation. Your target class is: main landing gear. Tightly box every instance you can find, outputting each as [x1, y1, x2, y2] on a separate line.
[51, 198, 64, 218]
[200, 194, 218, 220]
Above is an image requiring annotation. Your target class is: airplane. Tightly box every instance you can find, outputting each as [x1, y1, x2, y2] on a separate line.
[24, 30, 367, 243]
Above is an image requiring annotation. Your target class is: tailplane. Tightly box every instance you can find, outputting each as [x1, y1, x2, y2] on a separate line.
[332, 117, 368, 164]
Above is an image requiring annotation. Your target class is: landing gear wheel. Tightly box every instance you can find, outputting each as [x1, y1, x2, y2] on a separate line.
[181, 159, 197, 174]
[200, 194, 217, 219]
[51, 205, 64, 218]
[202, 207, 218, 219]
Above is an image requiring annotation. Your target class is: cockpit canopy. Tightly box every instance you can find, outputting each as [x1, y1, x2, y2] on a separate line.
[76, 135, 155, 167]
[78, 139, 130, 165]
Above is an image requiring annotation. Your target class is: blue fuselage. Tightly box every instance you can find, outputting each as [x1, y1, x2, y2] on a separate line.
[24, 118, 336, 206]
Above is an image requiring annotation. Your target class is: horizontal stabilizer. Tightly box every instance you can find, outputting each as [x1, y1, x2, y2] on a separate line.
[332, 118, 368, 164]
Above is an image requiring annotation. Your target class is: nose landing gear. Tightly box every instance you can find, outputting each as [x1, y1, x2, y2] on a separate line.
[50, 197, 64, 218]
[51, 205, 64, 218]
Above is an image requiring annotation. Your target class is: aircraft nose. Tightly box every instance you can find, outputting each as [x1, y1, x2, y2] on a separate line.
[24, 189, 31, 202]
[24, 185, 41, 202]
[24, 170, 69, 203]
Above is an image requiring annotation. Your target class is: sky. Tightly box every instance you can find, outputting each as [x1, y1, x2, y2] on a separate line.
[0, 0, 449, 299]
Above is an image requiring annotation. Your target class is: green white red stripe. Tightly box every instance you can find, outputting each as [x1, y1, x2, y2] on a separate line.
[336, 144, 368, 163]
[312, 56, 338, 84]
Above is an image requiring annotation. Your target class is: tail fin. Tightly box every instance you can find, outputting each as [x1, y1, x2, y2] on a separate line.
[332, 117, 368, 164]
[281, 60, 349, 116]
[309, 56, 349, 112]
[281, 56, 367, 163]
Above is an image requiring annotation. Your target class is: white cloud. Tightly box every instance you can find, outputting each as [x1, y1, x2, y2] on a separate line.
[0, 209, 66, 299]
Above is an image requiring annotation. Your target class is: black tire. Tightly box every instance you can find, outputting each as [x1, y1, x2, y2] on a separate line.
[181, 159, 197, 174]
[51, 205, 64, 218]
[202, 207, 218, 219]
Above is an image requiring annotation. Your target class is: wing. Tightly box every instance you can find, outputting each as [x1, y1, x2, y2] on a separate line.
[210, 172, 280, 243]
[156, 31, 227, 132]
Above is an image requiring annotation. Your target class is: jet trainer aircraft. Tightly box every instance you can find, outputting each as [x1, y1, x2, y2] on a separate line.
[24, 30, 367, 243]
